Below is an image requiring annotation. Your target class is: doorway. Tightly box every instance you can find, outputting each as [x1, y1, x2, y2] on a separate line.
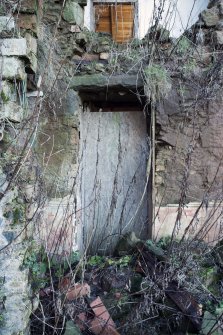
[77, 105, 150, 254]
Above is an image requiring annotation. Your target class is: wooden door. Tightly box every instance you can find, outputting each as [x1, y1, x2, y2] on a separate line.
[77, 109, 149, 255]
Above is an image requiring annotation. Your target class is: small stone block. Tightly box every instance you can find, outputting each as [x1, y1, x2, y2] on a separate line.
[0, 38, 27, 56]
[99, 52, 109, 60]
[25, 33, 37, 72]
[1, 102, 23, 122]
[19, 0, 38, 13]
[63, 2, 84, 25]
[17, 14, 38, 35]
[1, 81, 17, 103]
[26, 91, 43, 97]
[82, 53, 100, 61]
[201, 6, 220, 27]
[213, 30, 223, 44]
[0, 16, 15, 32]
[70, 25, 81, 33]
[0, 57, 26, 80]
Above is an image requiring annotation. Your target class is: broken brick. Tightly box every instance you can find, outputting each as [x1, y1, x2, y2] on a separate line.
[89, 297, 120, 335]
[66, 282, 91, 301]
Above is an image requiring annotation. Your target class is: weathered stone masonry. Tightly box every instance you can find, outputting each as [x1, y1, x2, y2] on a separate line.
[154, 0, 223, 241]
[0, 0, 223, 334]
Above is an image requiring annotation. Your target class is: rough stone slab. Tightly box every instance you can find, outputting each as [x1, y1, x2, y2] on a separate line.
[70, 74, 144, 91]
[19, 0, 38, 13]
[0, 38, 27, 56]
[25, 33, 37, 72]
[201, 6, 220, 27]
[72, 0, 87, 7]
[0, 57, 26, 80]
[1, 102, 23, 122]
[17, 13, 38, 35]
[0, 254, 32, 335]
[213, 30, 223, 44]
[62, 1, 84, 25]
[0, 81, 17, 103]
[0, 16, 15, 32]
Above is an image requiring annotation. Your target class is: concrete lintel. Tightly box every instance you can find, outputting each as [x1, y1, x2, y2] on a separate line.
[70, 73, 144, 92]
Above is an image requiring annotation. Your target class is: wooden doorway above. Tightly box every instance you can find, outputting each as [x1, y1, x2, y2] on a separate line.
[93, 1, 137, 43]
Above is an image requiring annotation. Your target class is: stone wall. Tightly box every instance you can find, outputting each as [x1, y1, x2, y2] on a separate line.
[0, 0, 223, 333]
[0, 1, 84, 333]
[0, 3, 39, 333]
[154, 0, 223, 241]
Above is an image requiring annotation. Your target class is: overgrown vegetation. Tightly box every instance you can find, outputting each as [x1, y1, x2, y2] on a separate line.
[0, 0, 223, 334]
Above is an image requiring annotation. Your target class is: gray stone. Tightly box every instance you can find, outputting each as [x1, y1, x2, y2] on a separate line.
[72, 0, 87, 7]
[1, 102, 24, 122]
[0, 169, 8, 193]
[216, 19, 223, 29]
[19, 0, 38, 13]
[75, 32, 88, 44]
[70, 25, 81, 33]
[2, 231, 14, 243]
[62, 1, 84, 25]
[0, 38, 27, 56]
[26, 90, 43, 97]
[70, 73, 144, 91]
[0, 253, 31, 335]
[25, 33, 37, 72]
[94, 62, 105, 72]
[0, 16, 14, 33]
[61, 89, 81, 127]
[213, 30, 223, 44]
[219, 0, 223, 16]
[201, 6, 220, 27]
[100, 52, 110, 60]
[0, 57, 26, 80]
[115, 232, 140, 256]
[0, 81, 17, 103]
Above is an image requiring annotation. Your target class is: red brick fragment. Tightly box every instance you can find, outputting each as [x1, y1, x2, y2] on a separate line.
[66, 282, 91, 301]
[59, 277, 71, 292]
[89, 297, 120, 335]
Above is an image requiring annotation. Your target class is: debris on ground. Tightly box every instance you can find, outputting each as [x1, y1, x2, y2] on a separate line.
[30, 233, 223, 335]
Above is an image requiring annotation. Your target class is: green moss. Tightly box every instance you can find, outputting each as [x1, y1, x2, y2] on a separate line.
[23, 246, 48, 291]
[0, 90, 10, 103]
[3, 197, 26, 226]
[176, 36, 193, 55]
[144, 64, 171, 99]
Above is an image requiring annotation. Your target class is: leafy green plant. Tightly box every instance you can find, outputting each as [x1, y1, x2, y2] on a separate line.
[176, 36, 192, 55]
[3, 197, 26, 226]
[107, 255, 131, 267]
[144, 64, 171, 100]
[23, 247, 48, 291]
[156, 236, 172, 249]
[88, 255, 105, 267]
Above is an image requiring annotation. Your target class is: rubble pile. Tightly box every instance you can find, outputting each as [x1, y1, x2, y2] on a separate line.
[30, 233, 223, 335]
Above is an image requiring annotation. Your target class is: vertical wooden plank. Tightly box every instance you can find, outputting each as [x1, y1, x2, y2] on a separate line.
[111, 4, 134, 43]
[95, 4, 112, 34]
